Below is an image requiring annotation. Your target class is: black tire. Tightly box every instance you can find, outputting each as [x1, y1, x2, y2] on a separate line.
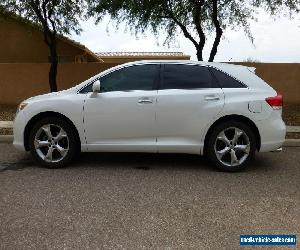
[206, 120, 256, 172]
[29, 117, 79, 168]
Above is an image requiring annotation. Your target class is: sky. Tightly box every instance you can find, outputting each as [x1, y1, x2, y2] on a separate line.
[70, 11, 300, 63]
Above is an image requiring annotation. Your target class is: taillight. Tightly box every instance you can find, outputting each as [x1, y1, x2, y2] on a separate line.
[265, 92, 283, 109]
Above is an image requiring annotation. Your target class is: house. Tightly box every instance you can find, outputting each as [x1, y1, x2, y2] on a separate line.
[0, 13, 100, 63]
[0, 12, 190, 64]
[96, 52, 190, 63]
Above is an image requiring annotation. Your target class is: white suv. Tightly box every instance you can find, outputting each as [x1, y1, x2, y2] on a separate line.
[13, 61, 286, 171]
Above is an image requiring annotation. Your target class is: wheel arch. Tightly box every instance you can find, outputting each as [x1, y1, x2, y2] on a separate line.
[203, 115, 261, 154]
[24, 111, 81, 151]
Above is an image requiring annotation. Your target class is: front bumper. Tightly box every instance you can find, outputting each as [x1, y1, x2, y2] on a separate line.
[13, 111, 27, 151]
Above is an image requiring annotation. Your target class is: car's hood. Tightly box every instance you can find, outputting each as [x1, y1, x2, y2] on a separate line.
[24, 89, 73, 103]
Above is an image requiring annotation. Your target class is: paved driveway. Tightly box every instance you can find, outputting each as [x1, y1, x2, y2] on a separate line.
[0, 143, 299, 249]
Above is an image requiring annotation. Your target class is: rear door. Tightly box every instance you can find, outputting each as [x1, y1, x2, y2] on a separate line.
[156, 63, 225, 154]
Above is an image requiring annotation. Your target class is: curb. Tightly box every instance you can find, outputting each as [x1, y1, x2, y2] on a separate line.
[0, 121, 13, 129]
[0, 135, 13, 143]
[286, 126, 300, 133]
[1, 135, 300, 146]
[283, 139, 300, 147]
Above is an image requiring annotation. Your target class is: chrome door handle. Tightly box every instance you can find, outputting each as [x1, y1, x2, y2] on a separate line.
[138, 98, 153, 104]
[204, 95, 220, 101]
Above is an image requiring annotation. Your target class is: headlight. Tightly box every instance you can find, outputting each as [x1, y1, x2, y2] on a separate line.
[17, 102, 28, 112]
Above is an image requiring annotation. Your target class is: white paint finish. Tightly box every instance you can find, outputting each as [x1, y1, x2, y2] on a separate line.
[248, 101, 262, 113]
[13, 91, 86, 151]
[83, 90, 157, 151]
[13, 60, 286, 156]
[221, 88, 273, 121]
[156, 88, 224, 153]
[255, 109, 286, 152]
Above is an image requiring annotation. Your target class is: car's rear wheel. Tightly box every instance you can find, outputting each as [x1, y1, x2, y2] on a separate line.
[29, 117, 78, 168]
[206, 121, 256, 172]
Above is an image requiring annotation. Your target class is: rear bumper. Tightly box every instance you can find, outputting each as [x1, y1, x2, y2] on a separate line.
[256, 112, 286, 152]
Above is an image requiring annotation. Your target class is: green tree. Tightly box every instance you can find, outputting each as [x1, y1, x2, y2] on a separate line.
[88, 0, 300, 61]
[0, 0, 85, 92]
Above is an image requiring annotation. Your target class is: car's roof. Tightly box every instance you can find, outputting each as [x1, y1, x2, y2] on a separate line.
[122, 60, 255, 74]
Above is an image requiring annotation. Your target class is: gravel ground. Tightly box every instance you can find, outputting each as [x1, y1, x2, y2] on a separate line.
[0, 143, 299, 249]
[0, 128, 13, 135]
[0, 105, 17, 121]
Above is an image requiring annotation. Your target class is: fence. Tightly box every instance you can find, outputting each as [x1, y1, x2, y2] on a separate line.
[234, 62, 299, 105]
[0, 62, 118, 105]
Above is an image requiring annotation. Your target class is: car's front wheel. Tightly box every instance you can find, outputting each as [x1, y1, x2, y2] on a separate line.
[206, 121, 256, 172]
[29, 117, 78, 168]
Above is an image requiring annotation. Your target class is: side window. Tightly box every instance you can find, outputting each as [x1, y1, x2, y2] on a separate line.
[101, 64, 158, 92]
[80, 64, 158, 93]
[210, 68, 246, 88]
[80, 81, 93, 93]
[161, 64, 214, 90]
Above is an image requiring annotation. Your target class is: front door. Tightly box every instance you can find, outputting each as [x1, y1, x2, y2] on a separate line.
[83, 64, 159, 152]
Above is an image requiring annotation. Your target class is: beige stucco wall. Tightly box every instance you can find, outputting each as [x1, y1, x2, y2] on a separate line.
[0, 63, 118, 104]
[0, 62, 299, 105]
[0, 18, 97, 63]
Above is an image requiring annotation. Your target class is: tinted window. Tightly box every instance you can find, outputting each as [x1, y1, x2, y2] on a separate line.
[80, 80, 94, 93]
[80, 64, 158, 93]
[161, 64, 214, 89]
[210, 68, 246, 88]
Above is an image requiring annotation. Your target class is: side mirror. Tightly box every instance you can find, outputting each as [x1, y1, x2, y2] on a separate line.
[92, 80, 101, 93]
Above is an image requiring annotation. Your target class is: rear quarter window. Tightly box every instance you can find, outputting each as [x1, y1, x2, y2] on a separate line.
[210, 68, 246, 88]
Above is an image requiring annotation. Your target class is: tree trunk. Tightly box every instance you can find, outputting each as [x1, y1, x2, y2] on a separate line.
[209, 0, 223, 62]
[28, 0, 58, 91]
[49, 58, 58, 92]
[48, 36, 58, 92]
[196, 47, 203, 61]
[209, 27, 222, 62]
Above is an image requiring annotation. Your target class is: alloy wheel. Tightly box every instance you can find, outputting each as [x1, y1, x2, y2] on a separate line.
[214, 127, 250, 167]
[34, 124, 69, 163]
